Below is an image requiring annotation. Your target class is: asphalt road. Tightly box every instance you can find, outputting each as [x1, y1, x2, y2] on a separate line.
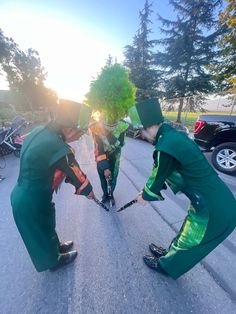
[0, 135, 236, 314]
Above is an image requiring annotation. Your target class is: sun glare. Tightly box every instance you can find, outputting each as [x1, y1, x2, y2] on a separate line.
[0, 6, 123, 102]
[91, 111, 101, 121]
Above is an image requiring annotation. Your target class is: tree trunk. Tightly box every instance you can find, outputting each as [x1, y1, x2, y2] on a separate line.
[230, 96, 236, 115]
[176, 98, 184, 123]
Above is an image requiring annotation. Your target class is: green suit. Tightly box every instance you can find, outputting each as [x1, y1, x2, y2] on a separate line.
[10, 122, 93, 272]
[143, 123, 236, 279]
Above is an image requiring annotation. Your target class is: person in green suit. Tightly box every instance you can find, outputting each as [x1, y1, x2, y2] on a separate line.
[130, 98, 236, 279]
[11, 99, 95, 272]
[90, 118, 129, 206]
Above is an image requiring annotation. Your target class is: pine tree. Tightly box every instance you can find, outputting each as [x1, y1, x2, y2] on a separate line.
[123, 0, 159, 101]
[212, 0, 236, 92]
[155, 0, 222, 122]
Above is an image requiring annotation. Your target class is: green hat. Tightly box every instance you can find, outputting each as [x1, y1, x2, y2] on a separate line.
[56, 99, 92, 129]
[128, 98, 164, 128]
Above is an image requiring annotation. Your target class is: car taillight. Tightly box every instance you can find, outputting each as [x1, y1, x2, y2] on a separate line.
[194, 120, 205, 134]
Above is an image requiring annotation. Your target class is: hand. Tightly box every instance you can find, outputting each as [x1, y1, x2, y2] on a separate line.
[87, 190, 95, 200]
[137, 191, 147, 206]
[104, 169, 111, 178]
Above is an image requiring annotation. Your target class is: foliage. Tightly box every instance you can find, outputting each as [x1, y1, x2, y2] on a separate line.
[0, 28, 57, 113]
[211, 0, 236, 92]
[123, 0, 160, 101]
[85, 63, 136, 124]
[155, 0, 222, 122]
[164, 110, 236, 132]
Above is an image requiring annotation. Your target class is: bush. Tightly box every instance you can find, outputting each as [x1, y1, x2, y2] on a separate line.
[0, 105, 16, 126]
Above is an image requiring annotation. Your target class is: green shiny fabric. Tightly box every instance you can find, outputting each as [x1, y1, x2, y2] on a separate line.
[11, 123, 70, 271]
[154, 124, 236, 278]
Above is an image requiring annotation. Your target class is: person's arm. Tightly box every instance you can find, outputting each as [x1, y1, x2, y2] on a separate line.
[53, 153, 93, 196]
[142, 151, 179, 201]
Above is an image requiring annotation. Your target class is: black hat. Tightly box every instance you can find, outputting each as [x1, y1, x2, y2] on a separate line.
[136, 98, 163, 128]
[56, 99, 92, 129]
[128, 98, 164, 128]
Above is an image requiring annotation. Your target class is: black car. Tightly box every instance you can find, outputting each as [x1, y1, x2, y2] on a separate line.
[194, 114, 236, 175]
[124, 117, 143, 139]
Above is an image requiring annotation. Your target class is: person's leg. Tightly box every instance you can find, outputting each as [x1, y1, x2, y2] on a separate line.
[108, 152, 121, 206]
[97, 165, 109, 202]
[144, 204, 209, 278]
[12, 201, 61, 271]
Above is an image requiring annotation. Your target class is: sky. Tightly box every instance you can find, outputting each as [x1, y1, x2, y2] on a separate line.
[0, 0, 174, 101]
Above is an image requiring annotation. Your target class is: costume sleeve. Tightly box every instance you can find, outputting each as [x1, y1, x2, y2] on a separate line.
[105, 120, 129, 150]
[53, 153, 92, 196]
[142, 151, 179, 201]
[92, 133, 110, 172]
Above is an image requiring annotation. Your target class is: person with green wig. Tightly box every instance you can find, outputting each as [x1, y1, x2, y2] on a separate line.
[90, 118, 129, 206]
[86, 63, 136, 206]
[11, 99, 95, 272]
[129, 98, 236, 279]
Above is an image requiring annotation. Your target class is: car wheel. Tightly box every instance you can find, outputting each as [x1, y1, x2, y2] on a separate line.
[211, 142, 236, 176]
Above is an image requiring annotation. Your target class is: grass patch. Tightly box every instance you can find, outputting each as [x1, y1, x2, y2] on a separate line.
[163, 111, 236, 132]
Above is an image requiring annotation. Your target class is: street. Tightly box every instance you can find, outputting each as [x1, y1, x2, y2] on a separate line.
[0, 135, 236, 314]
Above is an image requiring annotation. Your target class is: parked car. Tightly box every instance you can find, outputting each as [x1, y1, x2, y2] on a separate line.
[194, 114, 236, 175]
[124, 116, 143, 139]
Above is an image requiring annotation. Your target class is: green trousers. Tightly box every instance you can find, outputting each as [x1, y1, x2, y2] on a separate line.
[159, 187, 236, 279]
[11, 184, 60, 272]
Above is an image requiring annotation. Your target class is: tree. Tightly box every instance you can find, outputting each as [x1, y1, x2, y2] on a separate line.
[211, 0, 236, 92]
[0, 29, 17, 75]
[105, 54, 115, 66]
[85, 63, 136, 123]
[0, 28, 57, 115]
[123, 0, 160, 101]
[155, 0, 222, 122]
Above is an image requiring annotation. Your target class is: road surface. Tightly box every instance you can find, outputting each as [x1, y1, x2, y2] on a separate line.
[0, 135, 236, 314]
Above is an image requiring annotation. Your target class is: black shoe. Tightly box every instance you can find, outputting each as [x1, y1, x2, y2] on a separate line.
[109, 195, 115, 206]
[143, 255, 168, 276]
[50, 250, 78, 271]
[59, 240, 74, 253]
[149, 243, 167, 258]
[101, 194, 109, 203]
